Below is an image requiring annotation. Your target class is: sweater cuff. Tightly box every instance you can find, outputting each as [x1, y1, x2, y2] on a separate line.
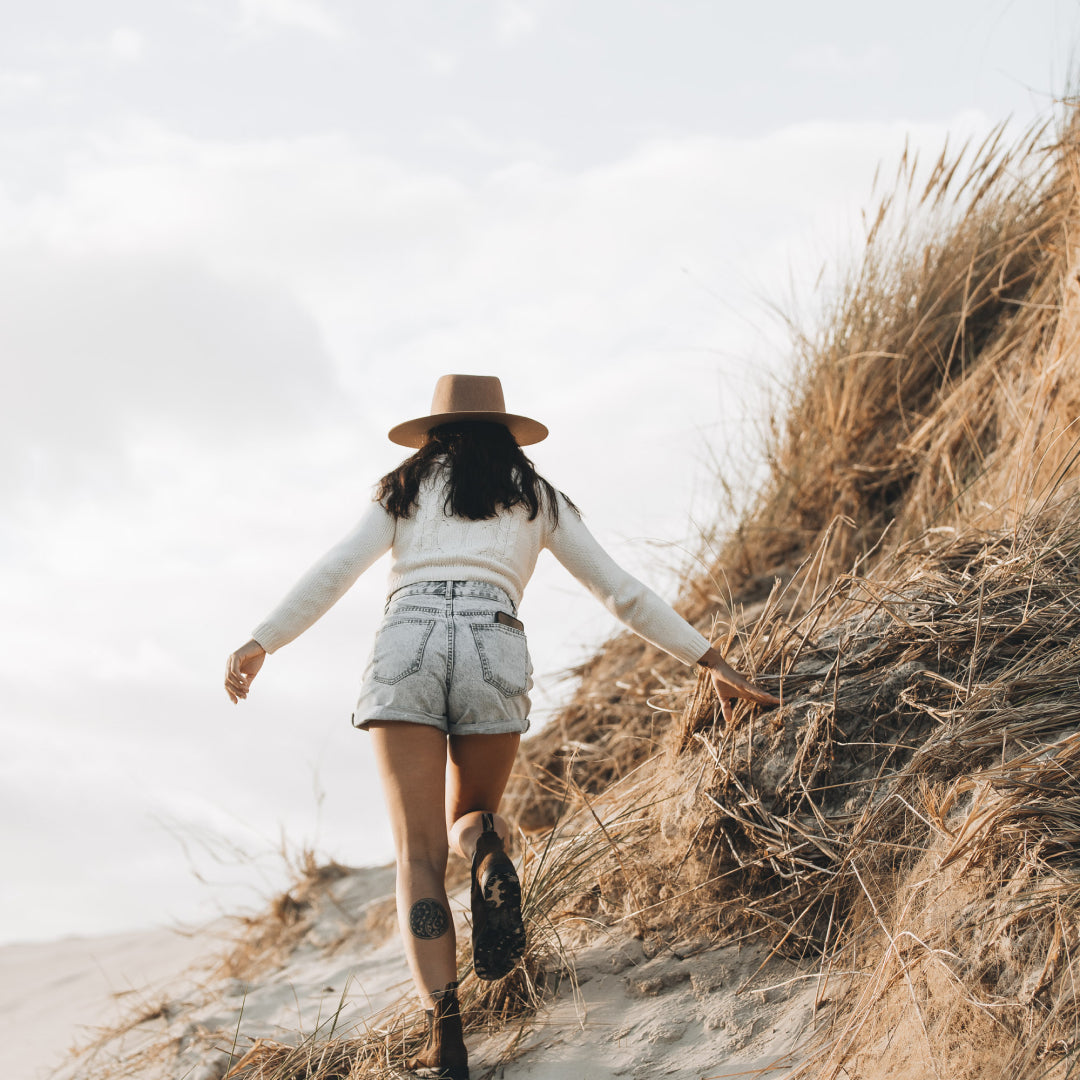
[250, 623, 285, 655]
[674, 629, 712, 666]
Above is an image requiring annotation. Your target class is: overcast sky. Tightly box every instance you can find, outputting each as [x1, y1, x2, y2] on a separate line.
[2, 0, 1075, 945]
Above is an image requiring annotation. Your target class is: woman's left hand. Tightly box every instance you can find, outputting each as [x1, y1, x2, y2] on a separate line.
[225, 639, 266, 704]
[697, 646, 780, 724]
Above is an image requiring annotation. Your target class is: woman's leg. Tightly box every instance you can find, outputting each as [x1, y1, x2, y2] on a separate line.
[367, 720, 457, 1007]
[446, 732, 521, 860]
[448, 731, 525, 981]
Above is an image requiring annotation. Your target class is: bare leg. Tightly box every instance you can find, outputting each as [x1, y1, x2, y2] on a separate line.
[446, 732, 521, 859]
[367, 721, 456, 1007]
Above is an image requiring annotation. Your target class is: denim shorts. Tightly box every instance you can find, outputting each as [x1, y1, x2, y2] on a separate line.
[351, 580, 532, 736]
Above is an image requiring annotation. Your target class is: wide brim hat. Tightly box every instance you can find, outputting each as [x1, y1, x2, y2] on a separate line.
[388, 374, 548, 448]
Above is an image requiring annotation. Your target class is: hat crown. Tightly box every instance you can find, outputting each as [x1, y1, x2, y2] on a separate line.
[430, 374, 506, 417]
[387, 373, 548, 448]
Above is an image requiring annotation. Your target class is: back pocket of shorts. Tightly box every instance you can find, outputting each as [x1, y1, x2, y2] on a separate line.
[371, 617, 436, 684]
[471, 623, 530, 697]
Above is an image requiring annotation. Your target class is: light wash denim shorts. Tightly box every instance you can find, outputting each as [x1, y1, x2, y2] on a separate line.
[352, 580, 532, 736]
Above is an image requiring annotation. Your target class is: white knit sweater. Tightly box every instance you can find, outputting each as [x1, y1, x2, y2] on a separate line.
[251, 469, 711, 666]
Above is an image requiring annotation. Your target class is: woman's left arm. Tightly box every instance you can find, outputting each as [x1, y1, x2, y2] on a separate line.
[225, 639, 265, 703]
[224, 500, 395, 703]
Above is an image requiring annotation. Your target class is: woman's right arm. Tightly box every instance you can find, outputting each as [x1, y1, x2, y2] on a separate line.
[545, 493, 778, 717]
[695, 644, 779, 723]
[224, 499, 395, 702]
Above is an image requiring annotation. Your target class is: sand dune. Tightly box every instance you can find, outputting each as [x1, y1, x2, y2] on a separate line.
[10, 863, 813, 1080]
[1, 923, 223, 1080]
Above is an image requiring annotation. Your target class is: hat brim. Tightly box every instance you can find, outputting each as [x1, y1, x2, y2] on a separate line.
[387, 411, 549, 449]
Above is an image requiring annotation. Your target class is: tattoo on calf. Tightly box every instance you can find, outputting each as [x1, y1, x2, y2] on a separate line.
[409, 898, 450, 939]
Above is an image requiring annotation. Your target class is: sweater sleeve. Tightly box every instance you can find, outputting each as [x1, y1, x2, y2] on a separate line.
[251, 500, 396, 654]
[544, 495, 711, 666]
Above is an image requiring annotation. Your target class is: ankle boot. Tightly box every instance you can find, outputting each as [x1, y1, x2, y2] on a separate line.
[470, 813, 526, 981]
[403, 981, 469, 1080]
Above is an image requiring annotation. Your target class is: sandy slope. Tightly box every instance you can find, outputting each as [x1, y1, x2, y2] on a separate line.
[468, 937, 815, 1079]
[5, 866, 815, 1080]
[0, 923, 226, 1080]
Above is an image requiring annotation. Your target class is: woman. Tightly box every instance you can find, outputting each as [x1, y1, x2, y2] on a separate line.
[224, 374, 778, 1080]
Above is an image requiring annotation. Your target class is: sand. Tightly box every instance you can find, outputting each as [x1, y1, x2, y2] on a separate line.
[0, 923, 227, 1080]
[5, 865, 816, 1080]
[468, 936, 816, 1079]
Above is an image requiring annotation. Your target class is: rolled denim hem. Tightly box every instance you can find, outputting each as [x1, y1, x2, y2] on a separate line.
[451, 716, 531, 736]
[352, 707, 448, 732]
[351, 708, 530, 736]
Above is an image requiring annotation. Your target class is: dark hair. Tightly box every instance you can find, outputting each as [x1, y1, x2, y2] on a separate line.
[376, 421, 575, 525]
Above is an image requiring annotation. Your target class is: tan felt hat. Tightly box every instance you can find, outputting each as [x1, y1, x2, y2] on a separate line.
[388, 374, 548, 448]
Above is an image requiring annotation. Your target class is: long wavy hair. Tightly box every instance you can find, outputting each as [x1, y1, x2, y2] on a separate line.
[376, 421, 574, 524]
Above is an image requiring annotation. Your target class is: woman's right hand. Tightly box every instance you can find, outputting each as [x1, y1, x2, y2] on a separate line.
[225, 639, 266, 703]
[696, 645, 780, 724]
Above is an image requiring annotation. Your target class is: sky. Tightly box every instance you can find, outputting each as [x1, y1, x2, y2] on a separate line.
[2, 0, 1076, 945]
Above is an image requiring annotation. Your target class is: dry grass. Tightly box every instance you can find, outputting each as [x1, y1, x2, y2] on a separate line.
[213, 854, 355, 982]
[504, 103, 1080, 1078]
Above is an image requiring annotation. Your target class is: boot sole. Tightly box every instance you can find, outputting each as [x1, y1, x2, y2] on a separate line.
[472, 854, 525, 981]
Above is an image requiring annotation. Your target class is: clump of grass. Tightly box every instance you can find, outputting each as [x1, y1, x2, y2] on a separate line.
[216, 852, 353, 981]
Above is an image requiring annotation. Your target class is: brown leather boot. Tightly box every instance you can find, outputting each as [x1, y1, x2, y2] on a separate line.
[470, 813, 526, 981]
[403, 981, 469, 1080]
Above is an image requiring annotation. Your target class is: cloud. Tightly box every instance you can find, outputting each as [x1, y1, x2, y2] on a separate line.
[0, 69, 45, 101]
[792, 42, 897, 79]
[420, 115, 552, 162]
[109, 27, 145, 63]
[421, 47, 459, 76]
[0, 249, 341, 496]
[495, 0, 538, 43]
[0, 112, 994, 504]
[237, 0, 343, 39]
